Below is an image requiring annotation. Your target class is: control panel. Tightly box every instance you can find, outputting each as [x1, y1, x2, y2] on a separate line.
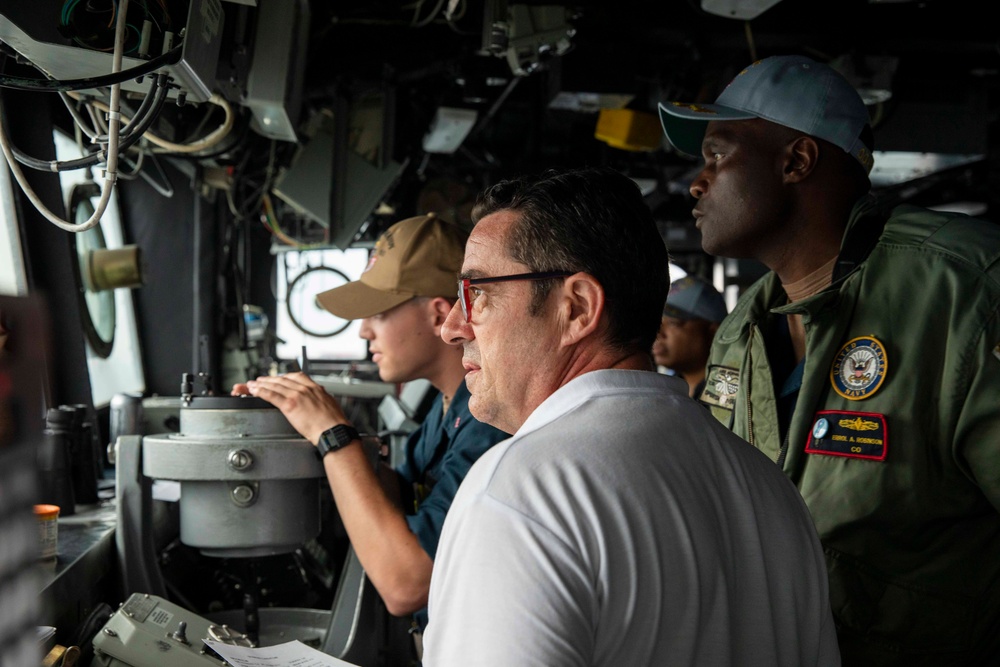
[91, 593, 250, 667]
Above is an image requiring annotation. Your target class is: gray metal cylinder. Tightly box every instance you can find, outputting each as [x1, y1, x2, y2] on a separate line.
[178, 479, 321, 557]
[109, 392, 144, 443]
[142, 396, 325, 557]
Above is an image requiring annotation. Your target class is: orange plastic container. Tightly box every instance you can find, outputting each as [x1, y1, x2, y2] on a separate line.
[34, 504, 60, 559]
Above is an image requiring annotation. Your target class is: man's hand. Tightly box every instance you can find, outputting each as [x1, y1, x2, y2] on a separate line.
[233, 373, 351, 444]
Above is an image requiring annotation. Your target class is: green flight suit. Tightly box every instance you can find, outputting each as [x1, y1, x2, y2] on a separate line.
[701, 196, 1000, 665]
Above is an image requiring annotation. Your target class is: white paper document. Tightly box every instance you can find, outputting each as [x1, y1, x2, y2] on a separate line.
[203, 639, 360, 667]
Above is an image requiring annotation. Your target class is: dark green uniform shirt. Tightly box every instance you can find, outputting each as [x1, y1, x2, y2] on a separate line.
[701, 196, 1000, 665]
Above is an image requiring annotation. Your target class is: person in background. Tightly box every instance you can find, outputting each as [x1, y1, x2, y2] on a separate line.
[652, 274, 727, 397]
[422, 167, 839, 666]
[234, 214, 509, 654]
[660, 54, 1000, 664]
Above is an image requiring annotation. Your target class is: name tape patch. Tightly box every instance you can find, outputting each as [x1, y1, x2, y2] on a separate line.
[699, 365, 740, 411]
[806, 410, 888, 461]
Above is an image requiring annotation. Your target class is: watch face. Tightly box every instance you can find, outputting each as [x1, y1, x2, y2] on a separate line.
[319, 425, 359, 456]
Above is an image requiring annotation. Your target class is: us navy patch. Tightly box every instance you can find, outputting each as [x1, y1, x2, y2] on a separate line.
[699, 365, 740, 410]
[830, 336, 887, 400]
[805, 410, 887, 461]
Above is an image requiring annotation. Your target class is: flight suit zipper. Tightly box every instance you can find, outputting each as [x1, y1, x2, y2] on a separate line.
[744, 322, 756, 448]
[775, 430, 790, 469]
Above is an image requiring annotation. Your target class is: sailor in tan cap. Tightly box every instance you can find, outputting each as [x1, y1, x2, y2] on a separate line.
[234, 213, 508, 644]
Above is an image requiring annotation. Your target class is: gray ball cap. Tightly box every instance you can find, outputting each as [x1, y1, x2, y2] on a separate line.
[663, 276, 728, 323]
[658, 55, 874, 174]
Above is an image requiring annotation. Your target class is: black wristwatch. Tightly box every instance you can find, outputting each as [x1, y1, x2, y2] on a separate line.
[316, 424, 361, 458]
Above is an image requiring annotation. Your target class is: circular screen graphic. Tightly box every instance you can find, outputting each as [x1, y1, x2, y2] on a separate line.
[286, 266, 353, 337]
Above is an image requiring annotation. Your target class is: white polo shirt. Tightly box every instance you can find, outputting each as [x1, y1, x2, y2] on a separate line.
[424, 369, 839, 666]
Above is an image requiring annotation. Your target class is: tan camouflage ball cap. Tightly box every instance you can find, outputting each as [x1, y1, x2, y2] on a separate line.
[315, 213, 468, 320]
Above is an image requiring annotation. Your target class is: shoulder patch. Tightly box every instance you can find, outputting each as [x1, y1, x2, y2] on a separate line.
[830, 336, 888, 400]
[699, 365, 740, 410]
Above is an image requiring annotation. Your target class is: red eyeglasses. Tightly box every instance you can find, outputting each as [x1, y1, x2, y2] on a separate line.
[457, 271, 572, 323]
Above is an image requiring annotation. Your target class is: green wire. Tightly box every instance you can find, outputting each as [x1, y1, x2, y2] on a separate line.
[61, 0, 85, 25]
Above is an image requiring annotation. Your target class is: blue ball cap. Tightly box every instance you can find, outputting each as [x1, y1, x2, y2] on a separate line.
[663, 276, 728, 323]
[658, 55, 874, 174]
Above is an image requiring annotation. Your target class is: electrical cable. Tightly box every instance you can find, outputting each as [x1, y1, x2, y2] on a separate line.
[403, 0, 424, 22]
[262, 194, 305, 247]
[87, 101, 108, 135]
[411, 0, 446, 27]
[88, 92, 234, 153]
[0, 0, 130, 232]
[744, 21, 757, 62]
[0, 43, 182, 92]
[443, 0, 464, 21]
[445, 0, 475, 35]
[225, 149, 257, 220]
[168, 113, 251, 161]
[147, 94, 234, 153]
[226, 186, 244, 220]
[73, 116, 86, 152]
[181, 103, 217, 143]
[59, 91, 100, 140]
[140, 150, 174, 196]
[223, 218, 248, 345]
[261, 194, 326, 249]
[6, 72, 169, 172]
[5, 56, 160, 169]
[87, 75, 161, 140]
[117, 146, 146, 179]
[229, 138, 281, 221]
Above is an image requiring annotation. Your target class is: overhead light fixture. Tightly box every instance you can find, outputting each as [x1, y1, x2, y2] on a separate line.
[422, 107, 479, 154]
[868, 151, 983, 187]
[483, 3, 576, 77]
[549, 92, 634, 113]
[699, 0, 784, 20]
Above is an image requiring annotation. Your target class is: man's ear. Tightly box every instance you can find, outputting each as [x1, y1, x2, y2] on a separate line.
[428, 296, 456, 334]
[784, 136, 819, 183]
[559, 273, 605, 346]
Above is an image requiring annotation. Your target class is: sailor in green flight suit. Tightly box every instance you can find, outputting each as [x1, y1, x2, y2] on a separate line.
[660, 55, 1000, 665]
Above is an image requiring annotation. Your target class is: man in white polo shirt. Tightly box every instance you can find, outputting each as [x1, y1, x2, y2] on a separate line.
[423, 167, 839, 666]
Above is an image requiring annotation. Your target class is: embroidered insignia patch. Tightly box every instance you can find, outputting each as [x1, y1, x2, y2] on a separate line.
[856, 146, 874, 174]
[699, 365, 740, 410]
[670, 102, 718, 115]
[363, 229, 395, 273]
[993, 343, 1000, 362]
[830, 336, 888, 400]
[805, 410, 887, 461]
